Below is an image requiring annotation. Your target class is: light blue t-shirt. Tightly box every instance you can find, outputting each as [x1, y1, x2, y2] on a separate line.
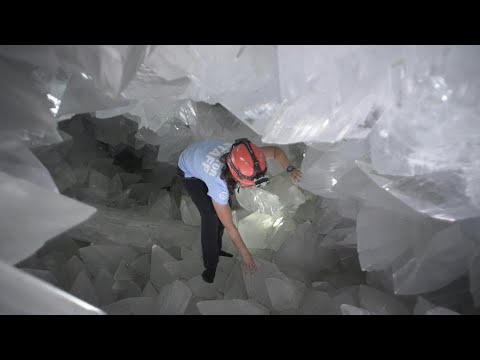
[178, 140, 233, 205]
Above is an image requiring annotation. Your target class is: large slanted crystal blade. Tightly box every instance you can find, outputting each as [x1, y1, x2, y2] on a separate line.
[154, 280, 192, 315]
[243, 258, 288, 309]
[0, 171, 96, 265]
[0, 260, 104, 315]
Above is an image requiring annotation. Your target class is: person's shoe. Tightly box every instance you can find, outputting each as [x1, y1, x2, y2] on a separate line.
[219, 250, 233, 258]
[202, 268, 216, 283]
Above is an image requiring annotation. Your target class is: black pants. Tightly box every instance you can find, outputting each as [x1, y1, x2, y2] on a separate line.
[181, 175, 231, 272]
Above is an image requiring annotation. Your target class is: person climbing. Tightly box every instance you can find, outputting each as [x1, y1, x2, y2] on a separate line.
[177, 138, 303, 283]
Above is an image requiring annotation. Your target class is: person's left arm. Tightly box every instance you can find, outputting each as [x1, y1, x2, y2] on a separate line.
[261, 146, 303, 185]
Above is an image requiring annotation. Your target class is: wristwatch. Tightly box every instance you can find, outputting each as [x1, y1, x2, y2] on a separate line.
[286, 165, 295, 173]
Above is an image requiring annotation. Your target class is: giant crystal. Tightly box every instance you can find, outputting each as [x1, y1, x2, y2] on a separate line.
[144, 45, 280, 136]
[357, 285, 410, 315]
[236, 186, 282, 216]
[150, 245, 176, 289]
[0, 55, 62, 146]
[102, 297, 154, 315]
[469, 250, 480, 307]
[0, 171, 96, 265]
[0, 260, 104, 315]
[340, 304, 373, 315]
[243, 258, 289, 309]
[273, 222, 338, 283]
[187, 272, 229, 300]
[36, 152, 77, 193]
[180, 195, 201, 226]
[250, 45, 398, 145]
[0, 45, 148, 99]
[299, 289, 340, 315]
[0, 136, 59, 193]
[353, 161, 480, 221]
[93, 268, 117, 306]
[238, 212, 275, 250]
[78, 244, 138, 276]
[300, 139, 368, 198]
[196, 299, 270, 315]
[369, 46, 480, 211]
[154, 280, 192, 315]
[223, 261, 248, 300]
[265, 277, 305, 311]
[357, 205, 475, 295]
[237, 175, 306, 217]
[392, 223, 474, 295]
[67, 205, 198, 248]
[70, 269, 99, 306]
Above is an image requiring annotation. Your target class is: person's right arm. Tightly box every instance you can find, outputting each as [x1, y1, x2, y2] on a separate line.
[212, 200, 257, 273]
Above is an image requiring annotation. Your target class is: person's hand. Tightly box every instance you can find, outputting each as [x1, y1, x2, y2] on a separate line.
[241, 252, 257, 275]
[290, 168, 303, 185]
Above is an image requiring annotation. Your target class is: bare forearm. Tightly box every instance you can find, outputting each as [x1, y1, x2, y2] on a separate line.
[263, 146, 302, 185]
[272, 147, 291, 171]
[226, 226, 250, 257]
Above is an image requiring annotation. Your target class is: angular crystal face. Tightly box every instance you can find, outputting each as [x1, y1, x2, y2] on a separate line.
[197, 299, 270, 315]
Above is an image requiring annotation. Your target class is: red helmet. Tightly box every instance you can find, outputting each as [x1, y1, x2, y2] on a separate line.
[226, 138, 268, 187]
